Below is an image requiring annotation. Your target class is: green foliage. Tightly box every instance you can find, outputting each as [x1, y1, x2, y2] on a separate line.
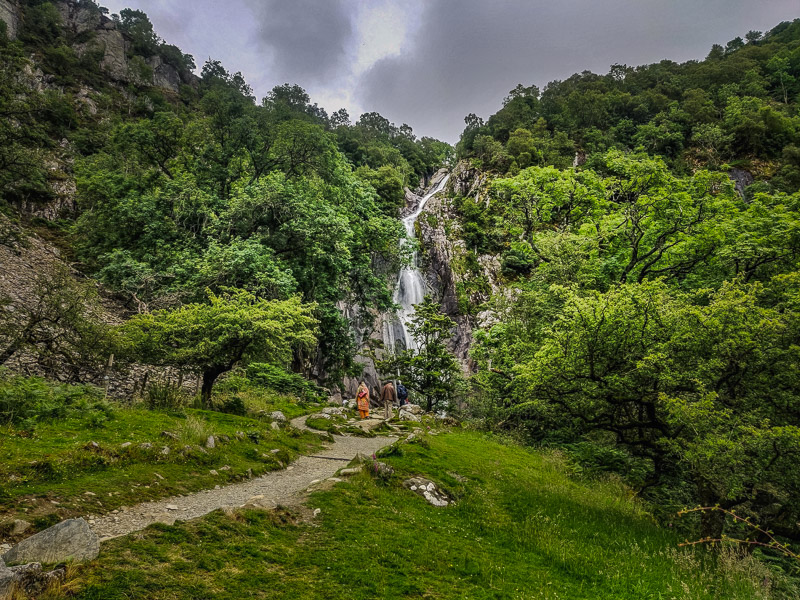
[246, 363, 325, 402]
[0, 263, 116, 379]
[378, 297, 463, 412]
[0, 370, 107, 426]
[120, 289, 318, 405]
[459, 21, 800, 174]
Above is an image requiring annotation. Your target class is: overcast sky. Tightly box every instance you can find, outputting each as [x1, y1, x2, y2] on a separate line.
[102, 0, 799, 143]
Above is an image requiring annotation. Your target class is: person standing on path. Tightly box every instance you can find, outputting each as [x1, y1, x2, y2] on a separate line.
[356, 380, 370, 419]
[396, 381, 408, 406]
[380, 381, 397, 420]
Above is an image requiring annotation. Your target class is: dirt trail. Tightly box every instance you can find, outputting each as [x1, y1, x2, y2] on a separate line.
[89, 415, 397, 541]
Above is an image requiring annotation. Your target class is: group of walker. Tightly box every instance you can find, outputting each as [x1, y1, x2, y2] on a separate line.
[355, 379, 409, 419]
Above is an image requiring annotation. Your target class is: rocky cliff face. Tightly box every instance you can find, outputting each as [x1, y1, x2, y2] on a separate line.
[0, 0, 189, 94]
[0, 0, 19, 39]
[417, 161, 501, 368]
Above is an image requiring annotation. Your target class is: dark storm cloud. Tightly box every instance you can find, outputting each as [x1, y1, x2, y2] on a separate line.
[245, 0, 354, 84]
[357, 0, 800, 142]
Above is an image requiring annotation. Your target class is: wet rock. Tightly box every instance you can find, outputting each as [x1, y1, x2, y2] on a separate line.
[2, 518, 99, 565]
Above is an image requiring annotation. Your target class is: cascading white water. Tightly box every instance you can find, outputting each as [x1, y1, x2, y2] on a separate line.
[383, 174, 450, 354]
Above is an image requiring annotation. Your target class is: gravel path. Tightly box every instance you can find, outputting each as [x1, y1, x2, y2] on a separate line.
[89, 415, 397, 541]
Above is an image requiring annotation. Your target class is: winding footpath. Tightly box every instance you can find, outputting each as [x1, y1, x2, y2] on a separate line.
[88, 415, 398, 541]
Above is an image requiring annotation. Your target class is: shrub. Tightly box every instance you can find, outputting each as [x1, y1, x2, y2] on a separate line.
[0, 371, 105, 425]
[144, 380, 184, 411]
[246, 363, 325, 402]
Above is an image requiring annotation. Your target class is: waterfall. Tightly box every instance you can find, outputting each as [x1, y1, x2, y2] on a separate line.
[383, 174, 450, 354]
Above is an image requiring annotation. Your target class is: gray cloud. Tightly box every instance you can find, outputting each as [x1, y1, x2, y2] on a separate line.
[245, 0, 354, 85]
[357, 0, 800, 142]
[102, 0, 800, 143]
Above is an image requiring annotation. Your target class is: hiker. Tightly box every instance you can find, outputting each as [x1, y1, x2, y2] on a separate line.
[356, 380, 370, 419]
[397, 380, 409, 406]
[380, 381, 397, 419]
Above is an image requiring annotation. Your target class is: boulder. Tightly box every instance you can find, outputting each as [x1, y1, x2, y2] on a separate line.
[270, 421, 280, 431]
[328, 392, 343, 405]
[2, 518, 99, 566]
[403, 477, 450, 507]
[270, 411, 286, 422]
[321, 406, 346, 416]
[404, 403, 423, 415]
[398, 409, 421, 422]
[205, 435, 215, 449]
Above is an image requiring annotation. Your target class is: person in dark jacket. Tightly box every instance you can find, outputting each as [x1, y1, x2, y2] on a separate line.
[396, 381, 409, 406]
[380, 381, 397, 419]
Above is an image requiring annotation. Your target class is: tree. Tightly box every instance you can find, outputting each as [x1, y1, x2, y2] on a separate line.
[121, 289, 317, 405]
[0, 264, 114, 381]
[518, 279, 800, 539]
[379, 297, 462, 412]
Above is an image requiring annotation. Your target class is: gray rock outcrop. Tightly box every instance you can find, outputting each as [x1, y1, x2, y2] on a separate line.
[2, 518, 99, 566]
[403, 477, 450, 507]
[270, 411, 286, 422]
[0, 0, 20, 39]
[729, 168, 754, 198]
[0, 560, 66, 597]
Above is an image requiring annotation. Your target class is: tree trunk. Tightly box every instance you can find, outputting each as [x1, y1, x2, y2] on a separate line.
[0, 340, 21, 365]
[201, 369, 222, 408]
[700, 508, 726, 541]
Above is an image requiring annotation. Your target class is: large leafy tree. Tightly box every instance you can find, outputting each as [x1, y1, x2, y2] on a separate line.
[517, 279, 800, 538]
[378, 297, 462, 412]
[120, 289, 317, 405]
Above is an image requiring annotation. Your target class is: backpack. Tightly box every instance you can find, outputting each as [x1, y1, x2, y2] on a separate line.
[397, 384, 408, 400]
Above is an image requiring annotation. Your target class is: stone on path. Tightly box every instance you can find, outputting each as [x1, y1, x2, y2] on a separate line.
[322, 406, 346, 416]
[241, 495, 277, 510]
[2, 518, 99, 566]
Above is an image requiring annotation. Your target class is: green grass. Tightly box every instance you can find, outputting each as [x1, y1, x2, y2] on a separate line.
[58, 431, 785, 599]
[0, 403, 323, 536]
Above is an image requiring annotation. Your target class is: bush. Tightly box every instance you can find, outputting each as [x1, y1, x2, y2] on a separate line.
[0, 371, 106, 425]
[246, 363, 325, 402]
[144, 380, 184, 411]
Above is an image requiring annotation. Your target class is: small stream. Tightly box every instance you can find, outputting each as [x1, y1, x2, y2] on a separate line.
[382, 174, 450, 354]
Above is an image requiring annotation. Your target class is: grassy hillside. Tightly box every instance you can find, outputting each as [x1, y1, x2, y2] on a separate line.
[0, 373, 323, 538]
[53, 431, 788, 599]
